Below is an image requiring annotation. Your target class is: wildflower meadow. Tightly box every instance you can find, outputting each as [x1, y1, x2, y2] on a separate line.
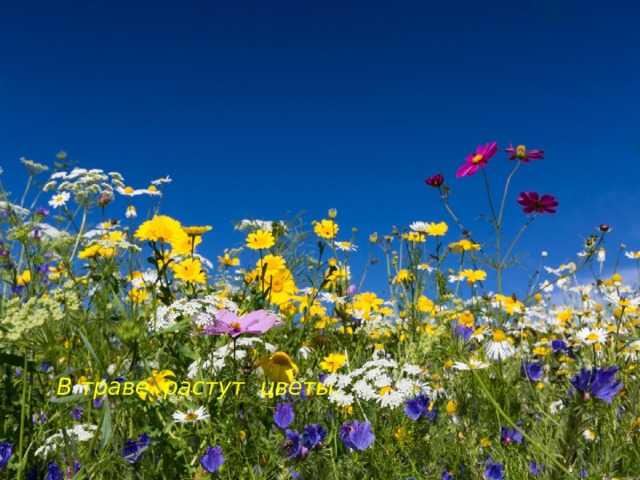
[2, 146, 640, 480]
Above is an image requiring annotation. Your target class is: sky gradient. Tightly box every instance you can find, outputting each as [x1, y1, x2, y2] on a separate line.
[2, 1, 639, 295]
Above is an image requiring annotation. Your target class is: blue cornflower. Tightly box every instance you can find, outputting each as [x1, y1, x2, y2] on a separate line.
[404, 395, 438, 422]
[200, 446, 225, 473]
[122, 433, 150, 464]
[483, 457, 504, 480]
[40, 361, 52, 373]
[500, 421, 524, 445]
[284, 430, 302, 458]
[570, 366, 623, 403]
[301, 423, 327, 449]
[274, 403, 295, 429]
[520, 361, 543, 381]
[0, 442, 12, 470]
[45, 462, 64, 480]
[339, 420, 375, 451]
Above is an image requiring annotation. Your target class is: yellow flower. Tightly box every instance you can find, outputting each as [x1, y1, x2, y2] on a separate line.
[135, 215, 186, 244]
[458, 312, 475, 328]
[170, 233, 201, 256]
[171, 258, 206, 284]
[446, 400, 458, 415]
[425, 221, 448, 236]
[218, 253, 240, 267]
[128, 287, 148, 303]
[256, 254, 287, 274]
[459, 269, 487, 284]
[183, 225, 212, 236]
[449, 239, 480, 253]
[246, 229, 275, 250]
[138, 369, 176, 401]
[313, 219, 339, 239]
[392, 269, 413, 284]
[401, 231, 425, 243]
[262, 268, 297, 305]
[261, 352, 299, 383]
[319, 353, 347, 373]
[17, 269, 31, 286]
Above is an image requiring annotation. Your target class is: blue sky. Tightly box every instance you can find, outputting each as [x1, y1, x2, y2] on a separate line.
[2, 1, 639, 296]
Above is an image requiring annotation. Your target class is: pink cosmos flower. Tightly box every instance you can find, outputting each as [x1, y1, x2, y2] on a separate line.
[425, 174, 444, 188]
[505, 144, 544, 163]
[456, 141, 498, 178]
[200, 309, 283, 337]
[516, 192, 559, 214]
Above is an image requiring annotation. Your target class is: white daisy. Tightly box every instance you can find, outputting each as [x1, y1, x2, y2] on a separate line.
[575, 327, 609, 345]
[48, 191, 71, 208]
[172, 406, 210, 423]
[334, 241, 357, 252]
[625, 251, 640, 259]
[484, 330, 516, 361]
[125, 205, 137, 218]
[409, 221, 428, 233]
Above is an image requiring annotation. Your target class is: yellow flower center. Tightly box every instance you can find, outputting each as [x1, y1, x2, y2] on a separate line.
[124, 186, 134, 194]
[271, 278, 284, 293]
[472, 154, 484, 164]
[492, 330, 507, 342]
[586, 333, 599, 342]
[185, 412, 198, 421]
[148, 185, 157, 192]
[230, 322, 242, 332]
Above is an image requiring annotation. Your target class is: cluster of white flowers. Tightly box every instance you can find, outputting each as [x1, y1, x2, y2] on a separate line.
[149, 294, 239, 332]
[323, 357, 427, 411]
[35, 424, 98, 457]
[235, 219, 284, 232]
[44, 168, 125, 206]
[186, 337, 276, 378]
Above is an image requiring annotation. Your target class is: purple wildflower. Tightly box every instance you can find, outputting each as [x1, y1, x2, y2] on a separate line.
[339, 420, 375, 451]
[122, 433, 150, 464]
[500, 421, 524, 445]
[0, 442, 12, 470]
[404, 395, 438, 422]
[273, 403, 295, 429]
[551, 339, 568, 352]
[505, 144, 544, 163]
[441, 468, 454, 480]
[284, 430, 302, 458]
[520, 362, 543, 381]
[529, 460, 544, 476]
[483, 457, 504, 480]
[200, 446, 225, 473]
[71, 406, 83, 421]
[45, 462, 64, 480]
[570, 366, 623, 403]
[301, 423, 327, 449]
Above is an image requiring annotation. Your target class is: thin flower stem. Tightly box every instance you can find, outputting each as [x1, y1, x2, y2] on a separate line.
[499, 215, 536, 271]
[468, 368, 578, 479]
[481, 168, 498, 226]
[498, 160, 520, 226]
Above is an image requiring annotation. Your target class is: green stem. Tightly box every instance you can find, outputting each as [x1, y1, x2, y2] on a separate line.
[17, 353, 29, 480]
[468, 367, 578, 479]
[498, 161, 520, 226]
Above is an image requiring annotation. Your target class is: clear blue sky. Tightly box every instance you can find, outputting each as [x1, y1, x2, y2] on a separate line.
[2, 1, 639, 296]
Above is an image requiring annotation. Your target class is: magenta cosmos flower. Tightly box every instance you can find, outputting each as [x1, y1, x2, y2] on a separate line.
[517, 192, 558, 214]
[505, 144, 544, 163]
[456, 141, 498, 178]
[425, 174, 444, 188]
[200, 309, 283, 337]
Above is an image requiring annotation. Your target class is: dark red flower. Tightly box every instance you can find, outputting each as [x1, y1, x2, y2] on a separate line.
[516, 192, 558, 214]
[505, 144, 544, 163]
[425, 174, 444, 188]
